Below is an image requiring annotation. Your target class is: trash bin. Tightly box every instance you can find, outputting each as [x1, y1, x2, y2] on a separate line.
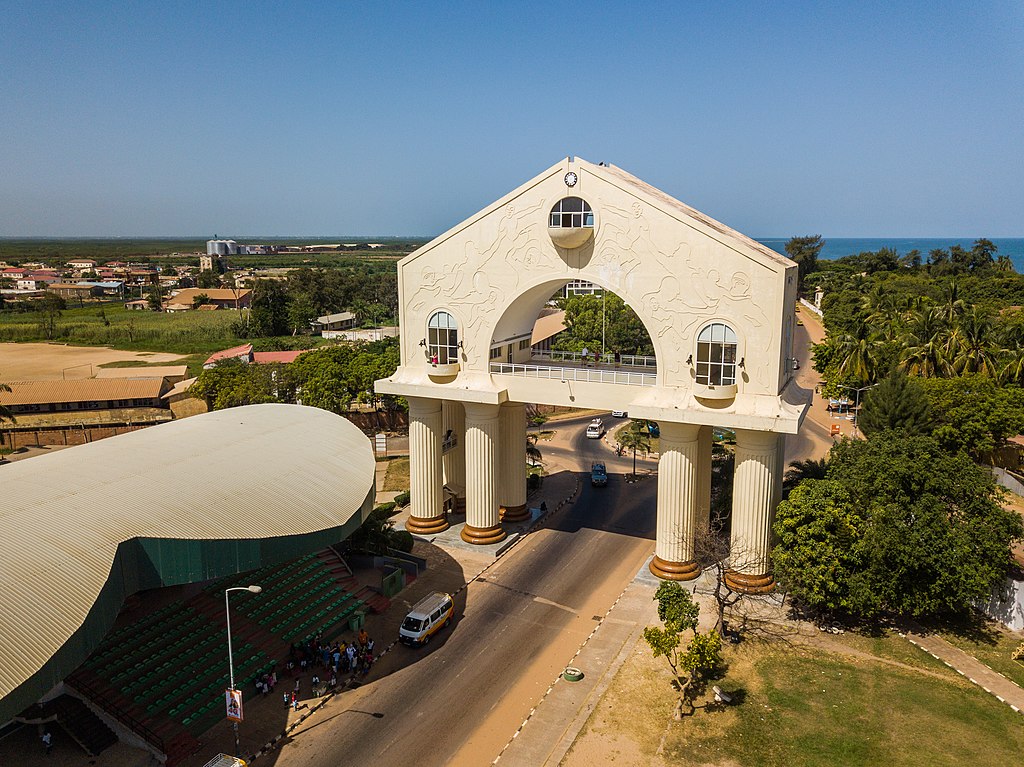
[348, 611, 366, 632]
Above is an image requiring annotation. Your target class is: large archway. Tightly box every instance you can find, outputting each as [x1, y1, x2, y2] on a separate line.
[378, 157, 808, 590]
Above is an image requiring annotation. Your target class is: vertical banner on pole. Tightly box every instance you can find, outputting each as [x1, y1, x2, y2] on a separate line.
[225, 688, 243, 722]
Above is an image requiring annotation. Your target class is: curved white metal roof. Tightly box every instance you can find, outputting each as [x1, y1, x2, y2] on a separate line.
[0, 404, 375, 714]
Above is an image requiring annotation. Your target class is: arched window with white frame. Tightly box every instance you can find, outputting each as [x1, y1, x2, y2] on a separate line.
[427, 311, 459, 364]
[696, 322, 738, 386]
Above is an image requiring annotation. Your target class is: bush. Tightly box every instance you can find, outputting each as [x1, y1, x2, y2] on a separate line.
[374, 501, 397, 516]
[394, 490, 411, 508]
[391, 530, 415, 553]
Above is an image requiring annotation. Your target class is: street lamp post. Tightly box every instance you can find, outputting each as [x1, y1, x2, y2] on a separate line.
[225, 585, 262, 757]
[838, 383, 878, 437]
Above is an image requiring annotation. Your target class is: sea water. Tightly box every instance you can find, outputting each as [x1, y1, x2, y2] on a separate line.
[756, 238, 1024, 273]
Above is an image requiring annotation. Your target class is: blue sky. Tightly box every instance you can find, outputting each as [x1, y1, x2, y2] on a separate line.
[1, 1, 1021, 237]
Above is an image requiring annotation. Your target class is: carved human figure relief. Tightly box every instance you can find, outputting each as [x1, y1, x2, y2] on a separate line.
[477, 201, 546, 290]
[410, 242, 470, 310]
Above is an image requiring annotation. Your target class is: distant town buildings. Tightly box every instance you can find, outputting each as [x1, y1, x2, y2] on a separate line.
[206, 239, 239, 256]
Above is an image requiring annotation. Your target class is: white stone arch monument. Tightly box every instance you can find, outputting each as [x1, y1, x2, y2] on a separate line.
[376, 157, 809, 591]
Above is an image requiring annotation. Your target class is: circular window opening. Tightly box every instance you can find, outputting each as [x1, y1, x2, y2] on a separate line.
[548, 197, 595, 249]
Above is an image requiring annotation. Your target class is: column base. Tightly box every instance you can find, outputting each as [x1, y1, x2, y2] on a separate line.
[460, 523, 507, 545]
[649, 556, 701, 581]
[405, 515, 449, 535]
[724, 570, 776, 594]
[500, 504, 530, 523]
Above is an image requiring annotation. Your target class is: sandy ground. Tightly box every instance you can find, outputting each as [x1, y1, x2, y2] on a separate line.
[0, 343, 187, 380]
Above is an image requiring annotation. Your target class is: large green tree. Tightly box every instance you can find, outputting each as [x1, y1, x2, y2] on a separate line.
[857, 371, 932, 437]
[188, 361, 284, 410]
[773, 435, 1023, 619]
[920, 375, 1024, 459]
[784, 235, 825, 288]
[246, 279, 291, 337]
[554, 292, 653, 356]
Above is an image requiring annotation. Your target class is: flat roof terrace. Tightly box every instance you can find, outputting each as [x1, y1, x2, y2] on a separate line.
[490, 350, 657, 387]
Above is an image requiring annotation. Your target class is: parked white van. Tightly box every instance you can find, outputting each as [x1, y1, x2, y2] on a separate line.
[586, 419, 604, 439]
[399, 592, 454, 646]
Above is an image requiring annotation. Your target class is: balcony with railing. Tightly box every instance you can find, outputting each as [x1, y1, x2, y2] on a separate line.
[490, 350, 657, 387]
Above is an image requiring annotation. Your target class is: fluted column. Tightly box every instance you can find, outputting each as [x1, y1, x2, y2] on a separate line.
[462, 402, 506, 545]
[726, 429, 780, 593]
[650, 422, 702, 580]
[442, 400, 466, 512]
[499, 402, 529, 522]
[407, 396, 447, 534]
[696, 425, 713, 529]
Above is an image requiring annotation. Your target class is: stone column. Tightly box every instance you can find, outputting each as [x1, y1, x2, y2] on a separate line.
[650, 422, 703, 581]
[406, 396, 448, 535]
[499, 402, 529, 522]
[461, 402, 506, 545]
[726, 429, 780, 593]
[442, 400, 466, 512]
[696, 425, 713, 529]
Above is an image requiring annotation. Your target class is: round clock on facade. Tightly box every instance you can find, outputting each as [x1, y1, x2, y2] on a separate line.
[564, 171, 578, 187]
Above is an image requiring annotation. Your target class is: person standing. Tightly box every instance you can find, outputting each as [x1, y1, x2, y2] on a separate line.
[41, 730, 53, 755]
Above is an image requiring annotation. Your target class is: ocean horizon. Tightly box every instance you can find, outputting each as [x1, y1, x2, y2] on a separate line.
[756, 237, 1024, 273]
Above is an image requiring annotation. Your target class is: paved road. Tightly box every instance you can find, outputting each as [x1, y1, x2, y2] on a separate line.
[272, 415, 657, 767]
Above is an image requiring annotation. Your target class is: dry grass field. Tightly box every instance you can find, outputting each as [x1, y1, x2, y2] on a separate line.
[0, 342, 187, 380]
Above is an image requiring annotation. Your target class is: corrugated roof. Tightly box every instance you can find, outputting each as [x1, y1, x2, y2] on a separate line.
[205, 344, 253, 365]
[0, 378, 167, 406]
[162, 377, 198, 399]
[531, 310, 566, 345]
[95, 366, 188, 382]
[172, 288, 252, 304]
[0, 404, 375, 715]
[316, 311, 357, 323]
[252, 351, 304, 364]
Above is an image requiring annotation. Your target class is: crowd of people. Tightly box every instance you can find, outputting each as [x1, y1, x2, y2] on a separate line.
[272, 628, 376, 711]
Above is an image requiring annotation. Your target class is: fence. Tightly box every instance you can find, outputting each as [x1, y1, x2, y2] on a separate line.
[531, 350, 657, 369]
[490, 362, 656, 387]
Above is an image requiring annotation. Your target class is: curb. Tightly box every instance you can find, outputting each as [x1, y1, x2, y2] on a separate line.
[901, 633, 1024, 715]
[247, 475, 584, 762]
[491, 580, 634, 764]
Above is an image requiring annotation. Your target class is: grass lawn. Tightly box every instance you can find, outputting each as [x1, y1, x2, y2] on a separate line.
[937, 619, 1024, 689]
[568, 629, 1024, 767]
[382, 457, 410, 492]
[0, 301, 238, 354]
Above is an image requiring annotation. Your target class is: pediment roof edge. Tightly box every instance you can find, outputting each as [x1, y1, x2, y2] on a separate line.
[587, 160, 797, 273]
[398, 158, 568, 269]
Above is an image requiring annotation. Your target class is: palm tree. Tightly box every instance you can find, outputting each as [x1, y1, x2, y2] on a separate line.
[900, 307, 952, 378]
[938, 280, 966, 325]
[618, 421, 651, 479]
[998, 348, 1024, 385]
[526, 433, 542, 467]
[783, 457, 828, 491]
[947, 307, 998, 376]
[995, 254, 1016, 273]
[833, 320, 879, 385]
[0, 381, 14, 425]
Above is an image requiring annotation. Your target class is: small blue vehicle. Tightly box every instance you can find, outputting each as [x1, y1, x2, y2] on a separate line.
[591, 462, 608, 487]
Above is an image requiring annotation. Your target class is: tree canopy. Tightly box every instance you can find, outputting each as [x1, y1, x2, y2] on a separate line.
[553, 292, 653, 356]
[920, 375, 1024, 459]
[773, 435, 1023, 620]
[857, 371, 932, 437]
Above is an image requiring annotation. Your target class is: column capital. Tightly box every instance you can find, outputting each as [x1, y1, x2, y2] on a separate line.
[463, 401, 500, 422]
[407, 395, 442, 417]
[657, 421, 702, 446]
[734, 428, 779, 450]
